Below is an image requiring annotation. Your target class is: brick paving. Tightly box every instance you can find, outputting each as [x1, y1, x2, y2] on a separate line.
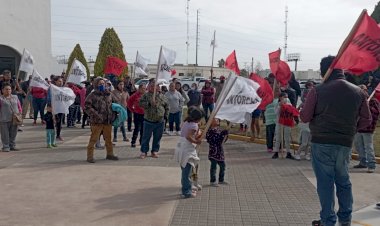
[1, 119, 322, 226]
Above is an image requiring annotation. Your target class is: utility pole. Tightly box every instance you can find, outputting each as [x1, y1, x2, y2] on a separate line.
[284, 5, 288, 60]
[196, 9, 200, 66]
[251, 57, 254, 74]
[210, 30, 216, 80]
[186, 0, 190, 67]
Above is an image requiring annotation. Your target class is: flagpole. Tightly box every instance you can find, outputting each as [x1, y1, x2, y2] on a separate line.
[153, 46, 163, 102]
[16, 48, 26, 82]
[133, 51, 138, 79]
[210, 30, 216, 80]
[368, 90, 376, 101]
[323, 9, 367, 82]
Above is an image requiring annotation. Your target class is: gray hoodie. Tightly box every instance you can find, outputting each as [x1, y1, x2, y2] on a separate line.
[165, 90, 184, 114]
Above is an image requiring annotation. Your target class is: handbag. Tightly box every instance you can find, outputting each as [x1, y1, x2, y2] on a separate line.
[7, 98, 22, 126]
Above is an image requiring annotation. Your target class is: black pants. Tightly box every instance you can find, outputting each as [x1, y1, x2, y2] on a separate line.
[266, 124, 276, 149]
[55, 113, 64, 138]
[210, 159, 225, 183]
[126, 108, 132, 131]
[132, 113, 144, 145]
[82, 112, 88, 128]
[76, 107, 81, 123]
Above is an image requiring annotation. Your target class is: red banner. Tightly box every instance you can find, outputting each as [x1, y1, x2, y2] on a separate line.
[334, 12, 380, 75]
[269, 49, 291, 86]
[225, 50, 240, 75]
[250, 73, 274, 110]
[279, 104, 299, 127]
[104, 56, 128, 76]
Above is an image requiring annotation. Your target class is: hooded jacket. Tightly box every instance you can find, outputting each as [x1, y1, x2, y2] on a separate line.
[85, 77, 116, 125]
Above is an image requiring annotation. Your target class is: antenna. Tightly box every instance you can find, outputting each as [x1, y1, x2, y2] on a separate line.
[186, 0, 190, 66]
[196, 9, 200, 66]
[284, 5, 288, 60]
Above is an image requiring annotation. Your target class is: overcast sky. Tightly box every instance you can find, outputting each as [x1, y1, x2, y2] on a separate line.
[51, 0, 379, 71]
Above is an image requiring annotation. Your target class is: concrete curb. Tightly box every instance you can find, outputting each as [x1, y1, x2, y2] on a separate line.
[228, 134, 380, 164]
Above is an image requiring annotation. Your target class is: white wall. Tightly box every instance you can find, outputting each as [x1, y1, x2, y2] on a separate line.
[0, 0, 60, 77]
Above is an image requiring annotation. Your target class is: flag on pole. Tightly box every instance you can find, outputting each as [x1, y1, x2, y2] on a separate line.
[30, 70, 49, 90]
[225, 50, 240, 75]
[216, 74, 261, 123]
[157, 46, 176, 81]
[135, 52, 149, 76]
[50, 84, 76, 114]
[19, 49, 34, 74]
[269, 49, 291, 86]
[334, 12, 380, 75]
[67, 59, 87, 85]
[250, 73, 274, 110]
[104, 56, 127, 76]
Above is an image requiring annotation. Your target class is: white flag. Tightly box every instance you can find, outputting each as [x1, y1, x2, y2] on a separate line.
[216, 74, 261, 123]
[19, 49, 34, 74]
[67, 59, 87, 85]
[157, 46, 176, 81]
[30, 70, 50, 90]
[136, 52, 149, 71]
[50, 84, 76, 114]
[135, 66, 148, 76]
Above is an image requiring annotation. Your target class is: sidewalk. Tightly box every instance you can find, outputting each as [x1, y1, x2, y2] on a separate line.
[0, 119, 379, 226]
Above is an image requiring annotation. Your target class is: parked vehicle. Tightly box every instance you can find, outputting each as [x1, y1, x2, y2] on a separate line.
[179, 76, 206, 91]
[134, 78, 169, 90]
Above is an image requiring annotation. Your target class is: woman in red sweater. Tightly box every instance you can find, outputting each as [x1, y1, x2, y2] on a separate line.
[31, 86, 47, 125]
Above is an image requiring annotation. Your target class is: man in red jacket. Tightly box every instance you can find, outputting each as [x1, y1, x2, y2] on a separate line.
[353, 85, 380, 173]
[127, 84, 146, 148]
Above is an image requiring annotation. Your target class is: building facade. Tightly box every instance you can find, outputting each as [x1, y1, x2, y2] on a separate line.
[0, 0, 60, 78]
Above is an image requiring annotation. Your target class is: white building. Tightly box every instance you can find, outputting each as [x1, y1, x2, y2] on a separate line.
[0, 0, 60, 79]
[258, 69, 321, 81]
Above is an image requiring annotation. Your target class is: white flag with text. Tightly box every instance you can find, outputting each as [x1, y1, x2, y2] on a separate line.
[67, 59, 87, 85]
[50, 84, 76, 114]
[135, 52, 149, 75]
[216, 74, 261, 123]
[19, 49, 34, 74]
[30, 70, 50, 90]
[157, 46, 176, 81]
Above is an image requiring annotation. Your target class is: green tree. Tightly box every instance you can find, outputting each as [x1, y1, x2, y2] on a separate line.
[217, 58, 225, 68]
[94, 27, 127, 77]
[66, 44, 90, 79]
[371, 1, 380, 23]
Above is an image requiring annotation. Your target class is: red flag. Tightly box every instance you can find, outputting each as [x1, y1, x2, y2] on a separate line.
[376, 83, 380, 92]
[334, 12, 380, 75]
[225, 50, 240, 75]
[171, 69, 177, 76]
[104, 56, 128, 76]
[269, 49, 291, 86]
[279, 104, 299, 127]
[250, 73, 274, 110]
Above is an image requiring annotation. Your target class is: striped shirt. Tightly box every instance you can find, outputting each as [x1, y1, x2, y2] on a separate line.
[264, 98, 278, 126]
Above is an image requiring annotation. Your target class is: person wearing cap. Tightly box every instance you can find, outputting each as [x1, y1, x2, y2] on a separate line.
[201, 80, 215, 122]
[212, 75, 225, 101]
[85, 77, 119, 163]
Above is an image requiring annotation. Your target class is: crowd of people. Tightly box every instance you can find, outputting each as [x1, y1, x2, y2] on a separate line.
[0, 54, 379, 225]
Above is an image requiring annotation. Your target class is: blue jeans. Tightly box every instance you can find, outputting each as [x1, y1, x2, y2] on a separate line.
[202, 103, 214, 121]
[32, 97, 46, 121]
[141, 120, 164, 153]
[311, 143, 352, 226]
[113, 121, 126, 140]
[168, 111, 181, 132]
[181, 163, 193, 197]
[46, 129, 56, 145]
[209, 159, 225, 183]
[354, 133, 376, 169]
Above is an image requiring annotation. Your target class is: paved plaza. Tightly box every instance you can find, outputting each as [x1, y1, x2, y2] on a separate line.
[0, 119, 379, 226]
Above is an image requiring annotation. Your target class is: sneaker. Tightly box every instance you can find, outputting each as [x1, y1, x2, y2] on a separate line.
[113, 138, 118, 142]
[175, 131, 181, 136]
[168, 131, 174, 136]
[47, 145, 52, 148]
[312, 219, 322, 226]
[353, 164, 367, 169]
[195, 184, 202, 190]
[367, 168, 375, 173]
[87, 158, 95, 163]
[106, 155, 119, 161]
[210, 182, 219, 187]
[2, 149, 10, 152]
[286, 152, 295, 160]
[272, 152, 279, 159]
[131, 143, 136, 148]
[123, 137, 130, 142]
[305, 154, 311, 161]
[57, 136, 64, 141]
[10, 148, 20, 151]
[219, 181, 229, 185]
[267, 148, 273, 153]
[52, 144, 57, 147]
[294, 154, 301, 161]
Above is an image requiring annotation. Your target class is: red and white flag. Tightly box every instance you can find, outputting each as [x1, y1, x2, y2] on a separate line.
[334, 12, 380, 75]
[269, 49, 291, 86]
[225, 50, 240, 75]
